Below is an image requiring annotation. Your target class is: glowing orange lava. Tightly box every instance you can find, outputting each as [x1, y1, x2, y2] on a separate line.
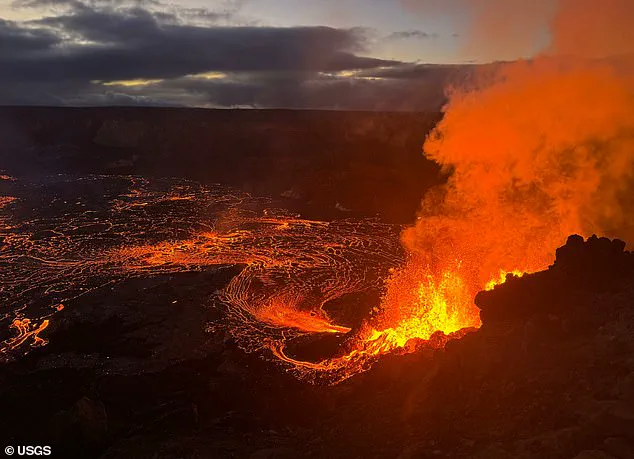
[0, 318, 49, 357]
[0, 196, 16, 209]
[484, 270, 525, 291]
[266, 260, 527, 383]
[364, 264, 479, 351]
[256, 297, 351, 334]
[108, 188, 540, 382]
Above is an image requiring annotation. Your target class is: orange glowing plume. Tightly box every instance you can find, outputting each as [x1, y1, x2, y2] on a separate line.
[357, 0, 634, 362]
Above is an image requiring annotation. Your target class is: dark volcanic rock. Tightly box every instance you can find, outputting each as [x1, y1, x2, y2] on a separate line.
[475, 235, 634, 324]
[308, 235, 634, 458]
[48, 396, 108, 449]
[603, 436, 634, 459]
[0, 106, 443, 223]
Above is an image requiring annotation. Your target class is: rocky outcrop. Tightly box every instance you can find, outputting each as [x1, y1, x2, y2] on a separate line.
[315, 235, 634, 458]
[475, 235, 634, 324]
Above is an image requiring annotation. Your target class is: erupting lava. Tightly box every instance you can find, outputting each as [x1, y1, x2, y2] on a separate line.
[256, 298, 352, 334]
[370, 264, 479, 347]
[0, 174, 512, 381]
[272, 0, 634, 379]
[346, 0, 634, 372]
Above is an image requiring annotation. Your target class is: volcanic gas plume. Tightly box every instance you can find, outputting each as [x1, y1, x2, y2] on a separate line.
[361, 0, 634, 357]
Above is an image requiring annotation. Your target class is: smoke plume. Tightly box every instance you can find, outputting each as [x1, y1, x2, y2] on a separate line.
[374, 0, 634, 337]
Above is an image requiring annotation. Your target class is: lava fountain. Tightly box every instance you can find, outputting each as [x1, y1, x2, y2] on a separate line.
[278, 0, 634, 378]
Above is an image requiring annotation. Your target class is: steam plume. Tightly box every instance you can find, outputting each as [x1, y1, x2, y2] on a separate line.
[375, 0, 634, 336]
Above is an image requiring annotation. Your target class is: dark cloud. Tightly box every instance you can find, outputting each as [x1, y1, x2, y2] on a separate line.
[33, 6, 174, 43]
[386, 30, 439, 40]
[14, 0, 253, 25]
[113, 69, 452, 111]
[359, 63, 473, 81]
[13, 0, 162, 8]
[0, 27, 394, 83]
[0, 18, 60, 57]
[13, 0, 87, 9]
[0, 1, 461, 109]
[3, 3, 394, 83]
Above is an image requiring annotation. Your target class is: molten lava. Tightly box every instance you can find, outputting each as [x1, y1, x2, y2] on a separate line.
[368, 263, 478, 349]
[485, 270, 525, 292]
[256, 297, 351, 334]
[0, 318, 49, 357]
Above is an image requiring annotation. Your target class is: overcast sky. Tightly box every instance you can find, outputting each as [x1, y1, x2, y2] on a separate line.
[0, 0, 549, 109]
